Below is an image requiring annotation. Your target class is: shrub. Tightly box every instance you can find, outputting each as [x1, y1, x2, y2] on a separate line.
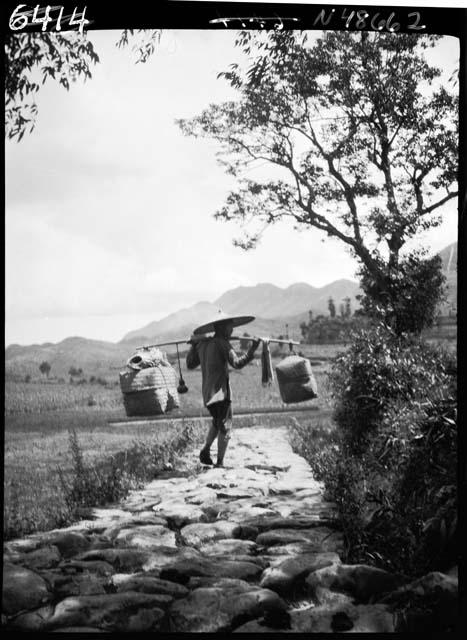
[291, 322, 457, 577]
[87, 395, 97, 407]
[288, 417, 340, 482]
[57, 422, 203, 517]
[329, 323, 451, 453]
[357, 251, 446, 335]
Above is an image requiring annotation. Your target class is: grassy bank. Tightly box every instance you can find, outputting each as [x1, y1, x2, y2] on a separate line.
[4, 420, 205, 541]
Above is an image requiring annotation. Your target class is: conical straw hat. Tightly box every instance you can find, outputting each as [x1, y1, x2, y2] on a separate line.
[193, 309, 255, 335]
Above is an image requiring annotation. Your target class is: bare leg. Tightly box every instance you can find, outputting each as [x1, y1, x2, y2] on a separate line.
[216, 402, 232, 466]
[216, 430, 230, 466]
[204, 422, 218, 450]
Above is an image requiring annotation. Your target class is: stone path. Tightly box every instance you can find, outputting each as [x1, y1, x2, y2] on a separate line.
[2, 426, 456, 632]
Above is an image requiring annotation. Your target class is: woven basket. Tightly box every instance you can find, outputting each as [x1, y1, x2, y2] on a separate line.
[119, 365, 180, 416]
[275, 355, 318, 404]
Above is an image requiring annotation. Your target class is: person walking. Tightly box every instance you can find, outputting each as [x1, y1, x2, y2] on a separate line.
[186, 310, 260, 467]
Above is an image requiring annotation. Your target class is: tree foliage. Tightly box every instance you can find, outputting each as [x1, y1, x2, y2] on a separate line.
[323, 322, 457, 575]
[239, 332, 251, 350]
[178, 31, 458, 333]
[39, 360, 51, 378]
[329, 323, 452, 451]
[357, 251, 446, 334]
[300, 314, 366, 344]
[5, 29, 161, 140]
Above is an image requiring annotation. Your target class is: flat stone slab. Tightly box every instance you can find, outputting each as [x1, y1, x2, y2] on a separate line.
[260, 552, 341, 594]
[45, 573, 108, 598]
[153, 500, 206, 527]
[11, 592, 169, 632]
[306, 563, 405, 602]
[264, 542, 342, 563]
[102, 517, 168, 541]
[168, 585, 288, 633]
[256, 527, 343, 551]
[160, 557, 263, 584]
[180, 521, 241, 548]
[290, 602, 396, 633]
[3, 563, 52, 616]
[42, 532, 92, 558]
[216, 488, 256, 500]
[197, 538, 258, 557]
[244, 515, 338, 532]
[74, 548, 152, 572]
[244, 464, 291, 473]
[113, 525, 177, 549]
[186, 577, 254, 592]
[142, 546, 202, 573]
[14, 545, 62, 571]
[183, 487, 218, 505]
[111, 574, 189, 598]
[227, 506, 282, 522]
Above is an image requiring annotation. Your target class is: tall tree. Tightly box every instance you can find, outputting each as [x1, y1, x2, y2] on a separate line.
[5, 29, 161, 140]
[239, 332, 251, 350]
[178, 31, 458, 333]
[344, 297, 352, 319]
[328, 297, 336, 318]
[39, 361, 51, 378]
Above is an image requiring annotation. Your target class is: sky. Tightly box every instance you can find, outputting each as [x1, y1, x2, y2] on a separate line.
[5, 29, 459, 346]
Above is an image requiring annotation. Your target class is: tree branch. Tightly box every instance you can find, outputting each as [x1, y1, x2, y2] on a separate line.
[421, 190, 458, 215]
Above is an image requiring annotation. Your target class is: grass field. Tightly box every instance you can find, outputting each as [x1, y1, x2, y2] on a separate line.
[3, 349, 340, 540]
[5, 353, 335, 417]
[4, 420, 204, 540]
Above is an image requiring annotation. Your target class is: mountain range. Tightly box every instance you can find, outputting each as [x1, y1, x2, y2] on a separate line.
[5, 242, 457, 379]
[121, 279, 362, 345]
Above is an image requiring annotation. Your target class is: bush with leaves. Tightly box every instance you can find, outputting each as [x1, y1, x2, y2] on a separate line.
[291, 321, 457, 576]
[329, 323, 451, 453]
[357, 251, 446, 335]
[288, 417, 340, 483]
[58, 421, 203, 516]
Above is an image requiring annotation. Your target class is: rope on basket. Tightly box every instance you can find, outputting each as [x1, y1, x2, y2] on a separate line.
[176, 343, 188, 394]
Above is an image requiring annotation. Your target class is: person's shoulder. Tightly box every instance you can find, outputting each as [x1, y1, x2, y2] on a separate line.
[213, 336, 231, 351]
[197, 336, 217, 350]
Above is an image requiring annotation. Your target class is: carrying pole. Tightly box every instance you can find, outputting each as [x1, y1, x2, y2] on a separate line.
[136, 336, 300, 351]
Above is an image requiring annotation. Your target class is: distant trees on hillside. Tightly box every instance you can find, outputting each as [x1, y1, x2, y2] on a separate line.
[239, 333, 252, 351]
[39, 361, 51, 378]
[300, 300, 366, 344]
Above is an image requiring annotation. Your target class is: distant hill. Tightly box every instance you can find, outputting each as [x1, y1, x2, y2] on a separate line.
[121, 279, 362, 344]
[5, 337, 131, 380]
[123, 301, 218, 343]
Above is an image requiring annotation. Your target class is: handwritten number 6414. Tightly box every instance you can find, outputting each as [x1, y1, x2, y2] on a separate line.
[9, 5, 90, 34]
